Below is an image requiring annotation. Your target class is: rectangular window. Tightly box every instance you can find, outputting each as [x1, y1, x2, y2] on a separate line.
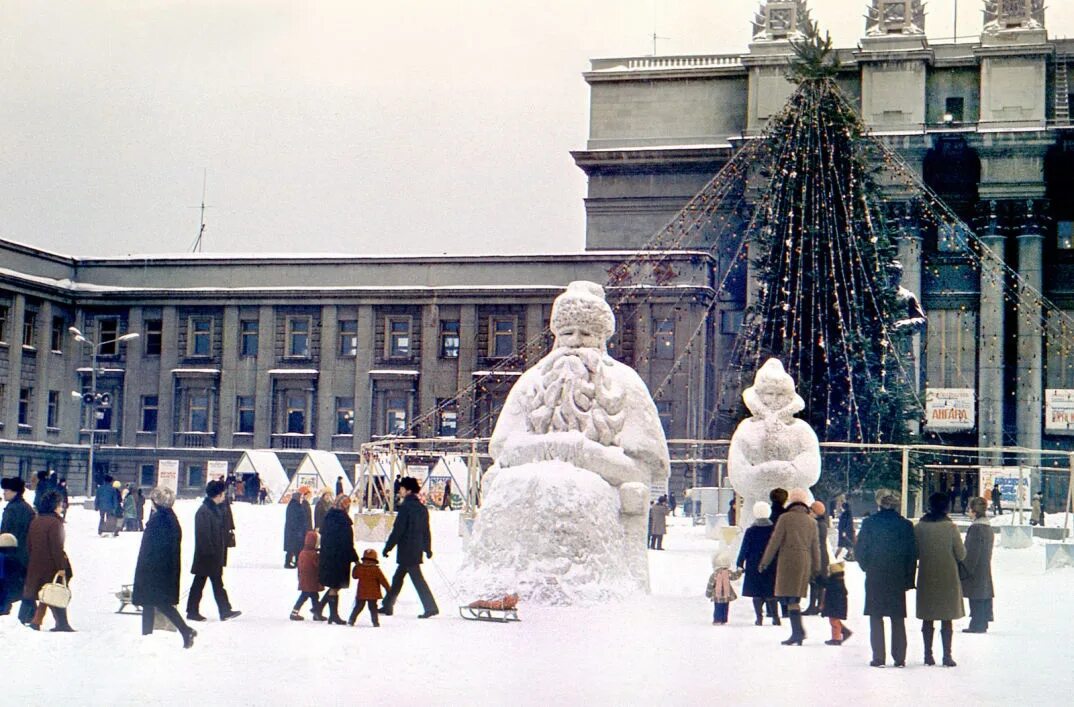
[489, 316, 517, 358]
[387, 316, 411, 358]
[187, 464, 204, 489]
[0, 304, 8, 342]
[440, 320, 460, 359]
[141, 395, 159, 432]
[144, 319, 163, 356]
[336, 396, 355, 435]
[338, 319, 358, 357]
[189, 317, 213, 357]
[188, 391, 210, 433]
[653, 319, 675, 359]
[95, 404, 112, 431]
[239, 319, 259, 357]
[140, 464, 156, 487]
[437, 403, 458, 437]
[18, 387, 32, 426]
[22, 311, 37, 348]
[47, 390, 60, 428]
[286, 316, 311, 358]
[286, 392, 308, 434]
[944, 96, 964, 123]
[98, 317, 119, 355]
[50, 316, 64, 352]
[937, 222, 968, 253]
[1058, 221, 1074, 250]
[386, 396, 408, 435]
[236, 396, 255, 434]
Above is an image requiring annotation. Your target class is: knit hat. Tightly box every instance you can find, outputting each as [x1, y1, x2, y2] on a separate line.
[149, 486, 176, 509]
[712, 550, 732, 569]
[0, 533, 17, 548]
[362, 548, 379, 562]
[1, 477, 26, 494]
[787, 487, 811, 506]
[112, 480, 122, 489]
[206, 479, 227, 498]
[875, 488, 900, 510]
[752, 501, 771, 519]
[810, 500, 826, 516]
[550, 281, 615, 341]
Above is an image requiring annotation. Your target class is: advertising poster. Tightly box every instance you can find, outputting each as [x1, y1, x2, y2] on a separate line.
[1045, 389, 1074, 431]
[158, 460, 179, 493]
[207, 460, 229, 482]
[979, 467, 1032, 510]
[925, 388, 975, 431]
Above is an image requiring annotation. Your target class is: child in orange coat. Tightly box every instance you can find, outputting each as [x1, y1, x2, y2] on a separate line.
[349, 549, 391, 627]
[291, 531, 325, 621]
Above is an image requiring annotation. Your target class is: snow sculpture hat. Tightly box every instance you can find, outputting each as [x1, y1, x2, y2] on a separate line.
[550, 281, 615, 342]
[742, 358, 805, 416]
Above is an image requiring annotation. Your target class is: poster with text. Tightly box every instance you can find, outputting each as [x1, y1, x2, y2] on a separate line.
[158, 460, 179, 493]
[1045, 389, 1074, 431]
[925, 388, 975, 431]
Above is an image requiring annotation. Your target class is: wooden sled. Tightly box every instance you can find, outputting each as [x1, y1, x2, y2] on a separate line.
[115, 584, 139, 614]
[459, 606, 520, 623]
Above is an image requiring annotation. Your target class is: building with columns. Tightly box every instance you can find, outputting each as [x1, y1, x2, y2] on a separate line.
[2, 0, 1073, 500]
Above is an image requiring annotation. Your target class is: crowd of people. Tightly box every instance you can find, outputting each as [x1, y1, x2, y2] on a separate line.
[716, 485, 995, 668]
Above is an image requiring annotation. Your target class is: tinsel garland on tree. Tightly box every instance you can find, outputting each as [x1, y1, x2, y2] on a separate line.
[737, 23, 919, 491]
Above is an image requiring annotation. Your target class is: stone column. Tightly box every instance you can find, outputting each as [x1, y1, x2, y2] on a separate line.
[1017, 200, 1045, 472]
[897, 204, 924, 397]
[315, 305, 338, 447]
[353, 305, 375, 442]
[253, 305, 275, 447]
[157, 306, 179, 445]
[218, 306, 240, 444]
[456, 305, 477, 434]
[3, 294, 26, 435]
[978, 202, 1005, 461]
[121, 307, 144, 447]
[32, 300, 53, 439]
[417, 303, 439, 438]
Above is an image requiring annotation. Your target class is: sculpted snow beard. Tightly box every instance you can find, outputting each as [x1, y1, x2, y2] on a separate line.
[523, 347, 626, 446]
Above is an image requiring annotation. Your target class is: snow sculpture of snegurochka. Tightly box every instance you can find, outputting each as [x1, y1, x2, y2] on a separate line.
[728, 358, 821, 528]
[457, 281, 670, 605]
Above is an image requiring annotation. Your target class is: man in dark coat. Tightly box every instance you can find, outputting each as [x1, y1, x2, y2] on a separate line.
[1, 477, 36, 623]
[248, 473, 261, 504]
[335, 476, 344, 497]
[991, 483, 1002, 515]
[95, 475, 120, 535]
[186, 480, 240, 622]
[837, 498, 856, 561]
[132, 486, 195, 647]
[283, 487, 313, 568]
[855, 488, 917, 668]
[960, 496, 994, 633]
[380, 477, 439, 618]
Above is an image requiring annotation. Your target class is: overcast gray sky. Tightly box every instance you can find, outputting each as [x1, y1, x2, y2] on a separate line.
[2, 1, 1073, 258]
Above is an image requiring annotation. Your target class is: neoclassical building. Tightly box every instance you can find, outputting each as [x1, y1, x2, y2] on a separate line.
[2, 0, 1073, 498]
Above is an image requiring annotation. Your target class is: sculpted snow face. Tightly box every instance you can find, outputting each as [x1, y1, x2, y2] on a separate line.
[460, 281, 671, 603]
[728, 358, 821, 527]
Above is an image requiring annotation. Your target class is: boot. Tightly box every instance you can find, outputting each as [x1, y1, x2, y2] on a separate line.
[781, 610, 805, 646]
[940, 623, 957, 667]
[290, 610, 304, 621]
[312, 595, 326, 622]
[841, 626, 853, 643]
[29, 604, 47, 630]
[182, 628, 197, 649]
[326, 595, 346, 625]
[348, 605, 360, 626]
[50, 608, 75, 632]
[922, 622, 936, 666]
[752, 598, 764, 626]
[767, 600, 781, 626]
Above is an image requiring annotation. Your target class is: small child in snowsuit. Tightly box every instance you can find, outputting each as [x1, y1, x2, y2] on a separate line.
[291, 530, 325, 621]
[706, 550, 743, 625]
[350, 548, 391, 626]
[0, 533, 18, 616]
[821, 559, 853, 645]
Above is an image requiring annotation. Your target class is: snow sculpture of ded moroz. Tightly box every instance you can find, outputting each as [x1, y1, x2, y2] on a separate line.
[728, 358, 821, 528]
[458, 281, 670, 605]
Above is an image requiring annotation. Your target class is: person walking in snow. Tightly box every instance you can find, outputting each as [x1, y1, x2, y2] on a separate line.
[991, 483, 1003, 516]
[758, 487, 821, 646]
[821, 558, 852, 645]
[135, 488, 146, 530]
[914, 492, 966, 667]
[23, 491, 75, 632]
[1, 476, 36, 624]
[318, 495, 358, 625]
[706, 550, 743, 625]
[132, 486, 196, 648]
[961, 496, 994, 634]
[335, 476, 344, 497]
[186, 480, 241, 623]
[122, 485, 138, 531]
[94, 475, 120, 536]
[836, 497, 855, 561]
[649, 496, 669, 550]
[803, 500, 829, 616]
[380, 477, 439, 619]
[314, 490, 333, 530]
[350, 548, 391, 626]
[960, 485, 971, 515]
[283, 486, 313, 568]
[737, 500, 779, 626]
[855, 488, 917, 668]
[291, 530, 325, 622]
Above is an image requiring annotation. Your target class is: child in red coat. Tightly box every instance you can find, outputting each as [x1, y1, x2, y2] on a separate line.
[291, 531, 325, 621]
[349, 549, 391, 626]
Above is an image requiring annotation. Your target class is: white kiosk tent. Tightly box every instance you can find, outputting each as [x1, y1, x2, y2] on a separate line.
[280, 450, 354, 502]
[233, 451, 290, 503]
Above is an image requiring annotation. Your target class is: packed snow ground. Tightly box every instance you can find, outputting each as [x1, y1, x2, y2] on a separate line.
[3, 499, 1072, 706]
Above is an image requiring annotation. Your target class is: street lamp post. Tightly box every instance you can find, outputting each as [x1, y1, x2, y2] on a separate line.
[70, 326, 139, 489]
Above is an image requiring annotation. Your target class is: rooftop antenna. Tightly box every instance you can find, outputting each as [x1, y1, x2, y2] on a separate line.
[191, 169, 210, 253]
[651, 1, 669, 55]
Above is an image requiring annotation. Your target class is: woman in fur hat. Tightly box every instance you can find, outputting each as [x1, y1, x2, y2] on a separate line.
[758, 487, 821, 645]
[132, 486, 196, 648]
[318, 495, 358, 625]
[349, 548, 391, 626]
